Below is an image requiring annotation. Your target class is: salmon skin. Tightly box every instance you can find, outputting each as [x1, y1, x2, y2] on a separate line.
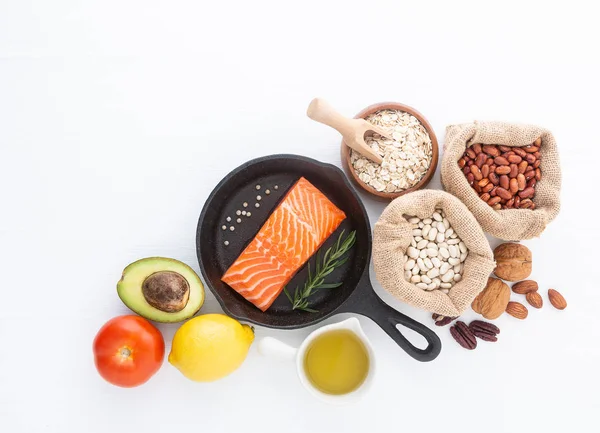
[221, 177, 347, 311]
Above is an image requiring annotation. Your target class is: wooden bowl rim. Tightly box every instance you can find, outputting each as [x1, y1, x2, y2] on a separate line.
[341, 101, 439, 200]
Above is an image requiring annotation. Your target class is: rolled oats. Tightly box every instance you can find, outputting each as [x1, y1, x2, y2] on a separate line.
[351, 109, 433, 193]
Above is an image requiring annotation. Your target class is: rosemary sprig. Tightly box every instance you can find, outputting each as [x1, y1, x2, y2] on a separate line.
[283, 230, 356, 312]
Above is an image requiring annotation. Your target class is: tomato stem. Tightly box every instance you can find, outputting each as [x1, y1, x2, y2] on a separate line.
[120, 347, 132, 359]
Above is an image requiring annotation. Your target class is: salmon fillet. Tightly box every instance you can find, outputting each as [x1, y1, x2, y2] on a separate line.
[221, 177, 346, 311]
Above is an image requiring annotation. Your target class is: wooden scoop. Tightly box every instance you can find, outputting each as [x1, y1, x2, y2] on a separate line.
[307, 98, 390, 164]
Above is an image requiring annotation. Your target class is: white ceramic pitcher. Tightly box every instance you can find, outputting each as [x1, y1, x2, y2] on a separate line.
[258, 317, 375, 404]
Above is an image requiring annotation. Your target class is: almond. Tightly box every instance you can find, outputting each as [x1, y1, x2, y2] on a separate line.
[512, 280, 538, 294]
[526, 291, 543, 309]
[548, 289, 567, 310]
[506, 301, 528, 319]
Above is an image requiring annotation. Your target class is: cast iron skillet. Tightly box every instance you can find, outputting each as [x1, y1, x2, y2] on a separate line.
[196, 155, 441, 362]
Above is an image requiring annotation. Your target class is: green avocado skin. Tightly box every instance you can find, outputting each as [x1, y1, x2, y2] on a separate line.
[117, 257, 205, 323]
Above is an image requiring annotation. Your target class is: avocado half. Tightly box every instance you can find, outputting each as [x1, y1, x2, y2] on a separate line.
[117, 257, 205, 323]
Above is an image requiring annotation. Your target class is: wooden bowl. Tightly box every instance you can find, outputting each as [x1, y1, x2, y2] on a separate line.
[341, 102, 439, 200]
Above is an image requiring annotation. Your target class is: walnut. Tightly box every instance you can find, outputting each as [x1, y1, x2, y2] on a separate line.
[471, 277, 511, 319]
[493, 242, 532, 281]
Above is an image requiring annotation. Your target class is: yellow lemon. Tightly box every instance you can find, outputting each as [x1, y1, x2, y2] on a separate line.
[168, 314, 254, 382]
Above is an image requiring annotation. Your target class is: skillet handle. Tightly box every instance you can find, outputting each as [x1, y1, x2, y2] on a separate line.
[338, 274, 442, 362]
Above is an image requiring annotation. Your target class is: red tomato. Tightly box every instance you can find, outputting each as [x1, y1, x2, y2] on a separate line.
[93, 315, 165, 388]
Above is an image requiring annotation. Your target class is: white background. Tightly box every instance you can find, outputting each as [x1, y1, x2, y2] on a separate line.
[1, 1, 598, 432]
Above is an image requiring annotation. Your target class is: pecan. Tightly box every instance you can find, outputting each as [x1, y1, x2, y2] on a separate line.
[471, 330, 497, 342]
[469, 320, 500, 335]
[450, 321, 477, 350]
[469, 320, 500, 342]
[432, 313, 456, 327]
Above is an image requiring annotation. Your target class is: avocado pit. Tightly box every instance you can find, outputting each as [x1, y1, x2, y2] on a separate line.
[117, 257, 205, 322]
[142, 271, 190, 313]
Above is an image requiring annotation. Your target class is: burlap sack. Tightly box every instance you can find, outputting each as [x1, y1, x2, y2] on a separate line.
[441, 121, 561, 240]
[373, 190, 495, 317]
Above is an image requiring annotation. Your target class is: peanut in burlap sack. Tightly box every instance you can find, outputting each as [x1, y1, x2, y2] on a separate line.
[441, 121, 561, 240]
[373, 190, 495, 317]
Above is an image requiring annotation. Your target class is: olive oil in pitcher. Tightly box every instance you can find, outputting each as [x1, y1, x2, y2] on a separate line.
[303, 329, 370, 395]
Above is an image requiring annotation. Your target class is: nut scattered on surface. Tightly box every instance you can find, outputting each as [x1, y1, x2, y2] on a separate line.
[403, 209, 468, 292]
[224, 241, 229, 246]
[432, 313, 456, 327]
[548, 289, 567, 310]
[526, 291, 543, 309]
[469, 320, 500, 342]
[450, 321, 477, 350]
[471, 277, 511, 320]
[493, 243, 532, 281]
[506, 301, 528, 319]
[512, 280, 538, 294]
[350, 109, 433, 193]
